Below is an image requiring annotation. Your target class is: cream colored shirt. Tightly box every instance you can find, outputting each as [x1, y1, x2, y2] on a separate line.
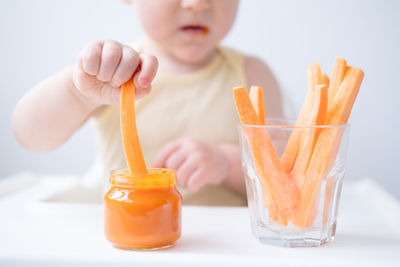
[91, 44, 248, 206]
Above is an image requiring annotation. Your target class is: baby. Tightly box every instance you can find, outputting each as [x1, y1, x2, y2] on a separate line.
[12, 0, 283, 206]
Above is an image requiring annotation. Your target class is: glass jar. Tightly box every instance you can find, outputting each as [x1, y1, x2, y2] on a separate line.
[104, 168, 182, 250]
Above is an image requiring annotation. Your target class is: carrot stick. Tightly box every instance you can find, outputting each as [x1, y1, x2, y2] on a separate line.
[120, 79, 148, 176]
[249, 86, 266, 125]
[235, 87, 275, 211]
[292, 67, 364, 228]
[248, 86, 288, 224]
[328, 67, 364, 124]
[307, 63, 323, 94]
[291, 127, 343, 228]
[269, 204, 289, 226]
[289, 84, 328, 189]
[233, 87, 299, 214]
[247, 175, 287, 226]
[328, 57, 347, 112]
[322, 73, 330, 87]
[291, 59, 343, 227]
[281, 63, 323, 174]
[248, 86, 277, 218]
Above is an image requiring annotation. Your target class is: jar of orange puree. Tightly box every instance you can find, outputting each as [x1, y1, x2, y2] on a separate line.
[104, 168, 182, 250]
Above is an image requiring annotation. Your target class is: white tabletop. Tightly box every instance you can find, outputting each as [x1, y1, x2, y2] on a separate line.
[0, 173, 399, 267]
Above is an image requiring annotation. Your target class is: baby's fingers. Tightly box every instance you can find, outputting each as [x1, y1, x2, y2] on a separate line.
[137, 54, 158, 88]
[96, 41, 122, 82]
[110, 46, 140, 87]
[153, 140, 182, 168]
[165, 149, 187, 171]
[186, 169, 204, 192]
[79, 42, 102, 76]
[176, 157, 198, 189]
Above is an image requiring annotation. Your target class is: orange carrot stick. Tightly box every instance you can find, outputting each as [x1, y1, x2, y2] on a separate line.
[295, 59, 342, 227]
[248, 86, 288, 224]
[328, 57, 347, 112]
[120, 79, 148, 176]
[233, 87, 299, 214]
[248, 86, 275, 215]
[291, 127, 344, 228]
[269, 204, 289, 226]
[234, 87, 263, 125]
[322, 73, 330, 87]
[289, 84, 328, 190]
[292, 67, 364, 228]
[236, 87, 275, 211]
[249, 86, 266, 125]
[281, 63, 323, 174]
[328, 67, 364, 124]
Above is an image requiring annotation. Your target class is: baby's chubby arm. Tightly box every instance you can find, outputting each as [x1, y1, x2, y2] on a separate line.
[13, 40, 158, 152]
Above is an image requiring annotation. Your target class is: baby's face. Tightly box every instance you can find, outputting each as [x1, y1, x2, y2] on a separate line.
[134, 0, 239, 64]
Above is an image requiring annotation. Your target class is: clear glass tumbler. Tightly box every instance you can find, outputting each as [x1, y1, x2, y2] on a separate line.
[239, 120, 350, 247]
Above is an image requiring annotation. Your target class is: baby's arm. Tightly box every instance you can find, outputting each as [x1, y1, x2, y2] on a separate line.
[13, 41, 158, 152]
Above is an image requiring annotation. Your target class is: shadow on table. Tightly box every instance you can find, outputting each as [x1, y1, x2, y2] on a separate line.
[333, 233, 400, 248]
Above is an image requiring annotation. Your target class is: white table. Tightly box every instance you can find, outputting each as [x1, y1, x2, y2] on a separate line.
[0, 173, 399, 266]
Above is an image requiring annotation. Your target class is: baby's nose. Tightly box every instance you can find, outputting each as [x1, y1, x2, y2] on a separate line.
[181, 0, 211, 11]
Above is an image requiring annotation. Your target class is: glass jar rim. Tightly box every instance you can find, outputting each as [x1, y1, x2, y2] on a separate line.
[109, 168, 177, 188]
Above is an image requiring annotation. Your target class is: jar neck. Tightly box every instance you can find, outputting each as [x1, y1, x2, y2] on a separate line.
[109, 168, 177, 189]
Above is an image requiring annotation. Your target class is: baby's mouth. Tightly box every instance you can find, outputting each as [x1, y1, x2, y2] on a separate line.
[180, 25, 210, 36]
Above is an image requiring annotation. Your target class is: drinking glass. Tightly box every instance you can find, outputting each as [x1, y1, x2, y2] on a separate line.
[239, 120, 350, 247]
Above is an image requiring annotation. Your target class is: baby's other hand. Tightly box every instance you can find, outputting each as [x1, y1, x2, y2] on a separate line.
[72, 40, 158, 106]
[153, 138, 229, 192]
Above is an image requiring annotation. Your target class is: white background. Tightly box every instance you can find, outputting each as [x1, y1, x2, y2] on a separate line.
[1, 0, 399, 199]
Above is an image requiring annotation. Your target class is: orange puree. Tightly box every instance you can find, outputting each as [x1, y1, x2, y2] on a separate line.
[104, 168, 182, 249]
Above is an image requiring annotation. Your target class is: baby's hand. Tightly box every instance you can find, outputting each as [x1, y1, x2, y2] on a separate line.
[153, 138, 229, 192]
[72, 40, 158, 106]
